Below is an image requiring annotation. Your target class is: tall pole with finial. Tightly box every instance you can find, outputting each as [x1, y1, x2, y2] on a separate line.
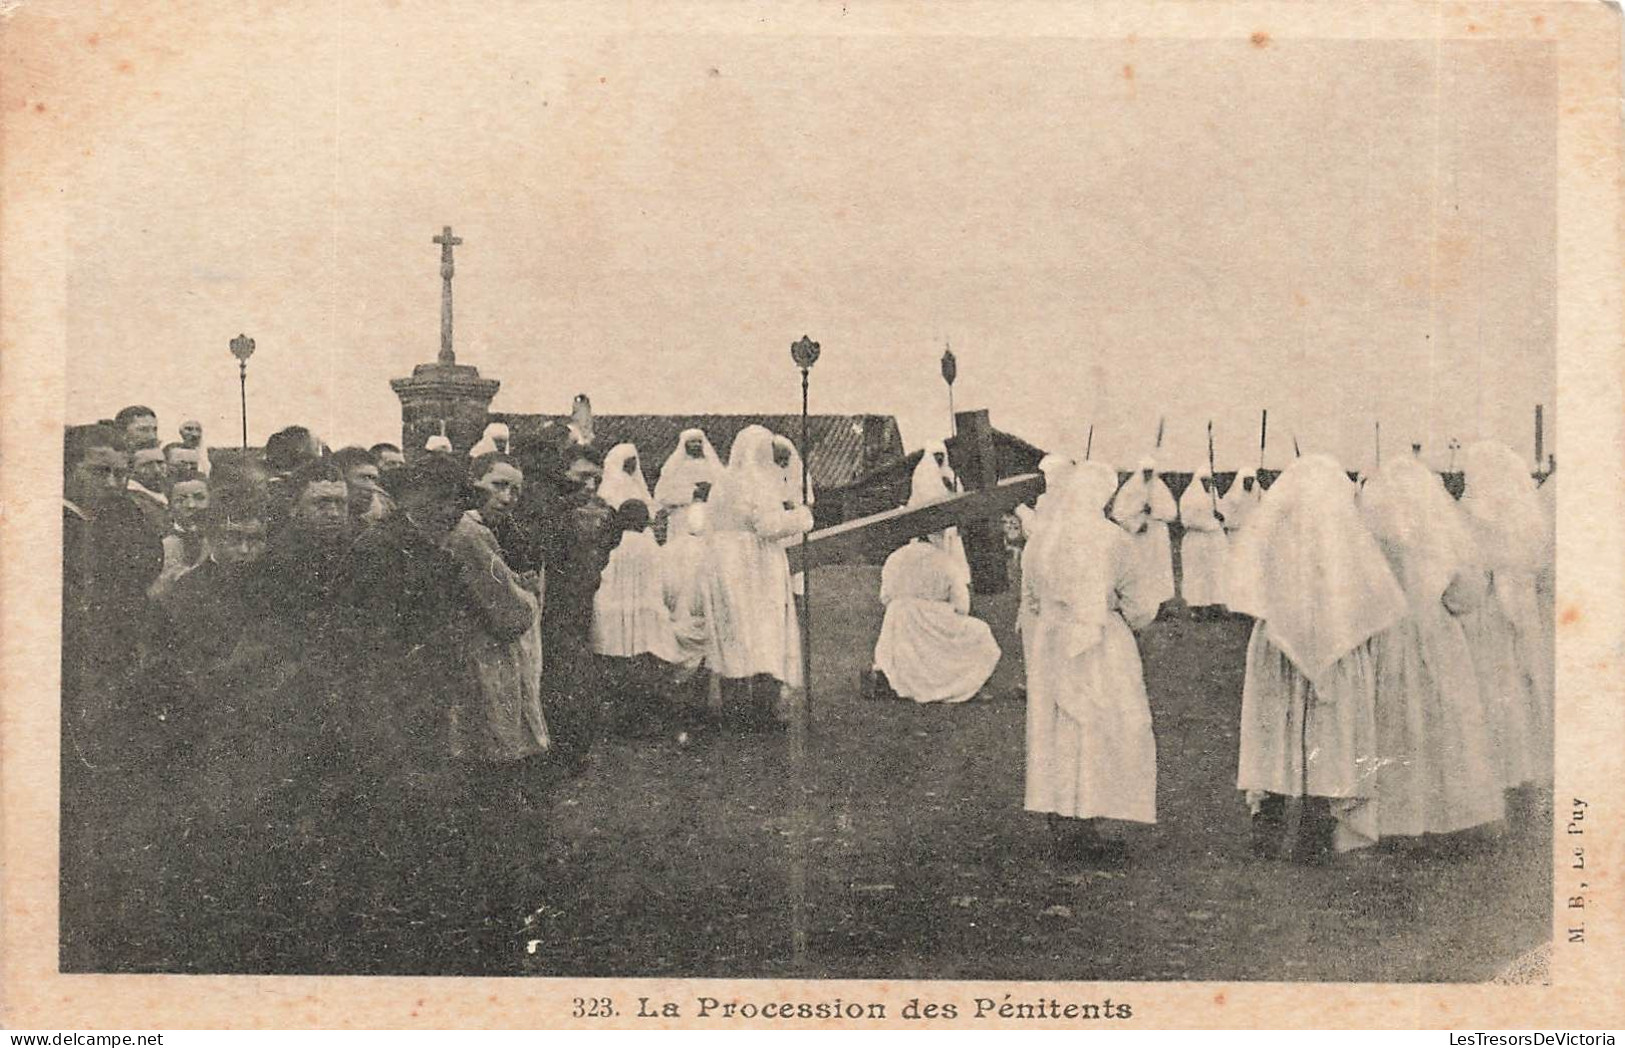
[790, 335, 821, 733]
[787, 334, 820, 977]
[941, 340, 958, 439]
[230, 333, 256, 450]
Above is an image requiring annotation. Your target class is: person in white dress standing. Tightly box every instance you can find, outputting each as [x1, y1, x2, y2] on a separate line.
[654, 428, 726, 537]
[593, 500, 680, 665]
[1023, 461, 1160, 865]
[872, 529, 1001, 705]
[772, 434, 813, 598]
[1226, 454, 1409, 862]
[1109, 456, 1177, 615]
[1178, 469, 1229, 616]
[1013, 454, 1074, 699]
[1456, 442, 1554, 809]
[662, 496, 712, 676]
[1357, 456, 1506, 842]
[593, 500, 682, 733]
[699, 425, 815, 731]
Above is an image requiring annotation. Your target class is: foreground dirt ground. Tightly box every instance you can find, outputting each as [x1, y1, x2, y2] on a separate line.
[522, 565, 1551, 982]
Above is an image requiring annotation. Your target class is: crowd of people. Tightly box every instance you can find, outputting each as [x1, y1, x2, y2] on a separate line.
[1016, 446, 1556, 866]
[61, 409, 817, 973]
[59, 400, 1558, 972]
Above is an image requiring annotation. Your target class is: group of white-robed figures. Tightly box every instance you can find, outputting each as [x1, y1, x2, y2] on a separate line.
[1017, 444, 1554, 862]
[1075, 455, 1270, 618]
[594, 425, 1002, 722]
[588, 425, 817, 725]
[600, 423, 1554, 864]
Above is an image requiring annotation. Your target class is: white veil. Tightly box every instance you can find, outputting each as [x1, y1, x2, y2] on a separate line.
[654, 428, 725, 508]
[1225, 453, 1407, 684]
[599, 443, 654, 511]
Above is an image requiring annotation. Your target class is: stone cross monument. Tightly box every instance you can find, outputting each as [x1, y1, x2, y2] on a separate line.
[390, 225, 501, 458]
[433, 225, 462, 365]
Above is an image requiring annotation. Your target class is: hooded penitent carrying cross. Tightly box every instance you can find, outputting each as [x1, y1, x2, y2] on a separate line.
[872, 531, 1001, 706]
[909, 451, 971, 585]
[787, 413, 1043, 578]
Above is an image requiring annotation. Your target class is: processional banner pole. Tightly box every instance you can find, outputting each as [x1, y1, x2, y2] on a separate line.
[790, 335, 821, 735]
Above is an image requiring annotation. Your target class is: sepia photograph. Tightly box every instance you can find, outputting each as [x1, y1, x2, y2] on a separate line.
[3, 0, 1622, 1031]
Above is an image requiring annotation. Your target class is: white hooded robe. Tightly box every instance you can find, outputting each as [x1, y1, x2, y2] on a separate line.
[1109, 459, 1177, 610]
[699, 426, 814, 684]
[1179, 472, 1229, 608]
[1023, 462, 1160, 824]
[874, 538, 1001, 704]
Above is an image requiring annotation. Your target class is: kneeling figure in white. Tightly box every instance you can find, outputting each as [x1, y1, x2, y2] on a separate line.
[873, 535, 1000, 704]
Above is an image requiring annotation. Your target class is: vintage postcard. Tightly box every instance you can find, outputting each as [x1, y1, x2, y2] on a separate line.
[2, 0, 1621, 1031]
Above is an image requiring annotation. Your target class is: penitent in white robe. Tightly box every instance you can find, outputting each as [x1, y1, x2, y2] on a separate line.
[1023, 521, 1159, 824]
[874, 541, 1001, 704]
[1227, 454, 1410, 851]
[593, 529, 681, 664]
[1457, 444, 1554, 791]
[700, 491, 814, 685]
[1178, 479, 1229, 608]
[1235, 627, 1383, 847]
[662, 503, 711, 676]
[1458, 567, 1552, 789]
[1366, 571, 1506, 836]
[1359, 459, 1505, 837]
[1110, 472, 1177, 610]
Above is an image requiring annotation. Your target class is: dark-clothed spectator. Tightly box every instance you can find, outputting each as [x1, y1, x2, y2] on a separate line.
[61, 424, 164, 971]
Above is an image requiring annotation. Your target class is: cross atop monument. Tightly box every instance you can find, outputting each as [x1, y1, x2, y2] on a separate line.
[433, 225, 463, 365]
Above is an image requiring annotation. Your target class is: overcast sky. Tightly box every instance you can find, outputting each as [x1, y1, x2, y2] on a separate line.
[58, 5, 1556, 474]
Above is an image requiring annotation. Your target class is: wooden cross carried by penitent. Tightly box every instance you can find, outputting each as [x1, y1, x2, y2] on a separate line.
[787, 410, 1042, 580]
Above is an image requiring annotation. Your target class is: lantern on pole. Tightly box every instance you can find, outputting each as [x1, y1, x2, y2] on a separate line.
[229, 333, 256, 450]
[940, 341, 958, 437]
[790, 335, 820, 733]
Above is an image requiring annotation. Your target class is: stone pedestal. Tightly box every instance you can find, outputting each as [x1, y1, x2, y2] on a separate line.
[389, 361, 501, 459]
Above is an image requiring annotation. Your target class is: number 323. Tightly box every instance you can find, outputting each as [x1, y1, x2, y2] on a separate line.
[572, 997, 616, 1019]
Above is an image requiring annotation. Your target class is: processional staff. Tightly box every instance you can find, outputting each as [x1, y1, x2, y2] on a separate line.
[1207, 421, 1220, 516]
[790, 335, 821, 734]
